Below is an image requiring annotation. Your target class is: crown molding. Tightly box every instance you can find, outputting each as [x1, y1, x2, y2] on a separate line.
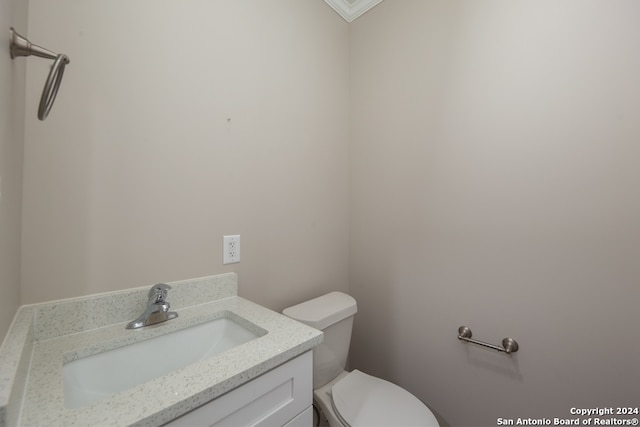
[323, 0, 385, 23]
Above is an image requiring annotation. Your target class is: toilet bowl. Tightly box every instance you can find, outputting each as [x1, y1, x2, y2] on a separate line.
[283, 292, 439, 427]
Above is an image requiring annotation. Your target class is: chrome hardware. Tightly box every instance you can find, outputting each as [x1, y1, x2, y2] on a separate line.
[126, 283, 178, 329]
[148, 283, 171, 304]
[457, 326, 519, 354]
[9, 28, 70, 121]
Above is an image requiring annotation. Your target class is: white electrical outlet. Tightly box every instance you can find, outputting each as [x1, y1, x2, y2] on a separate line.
[223, 235, 241, 264]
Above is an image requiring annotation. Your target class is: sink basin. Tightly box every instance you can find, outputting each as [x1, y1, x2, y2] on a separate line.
[63, 314, 263, 409]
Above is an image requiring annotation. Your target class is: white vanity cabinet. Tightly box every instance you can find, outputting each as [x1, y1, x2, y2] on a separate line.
[166, 351, 313, 427]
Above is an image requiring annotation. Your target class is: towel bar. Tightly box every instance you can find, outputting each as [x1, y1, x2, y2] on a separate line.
[457, 326, 519, 354]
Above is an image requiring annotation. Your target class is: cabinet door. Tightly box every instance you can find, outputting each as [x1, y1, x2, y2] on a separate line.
[166, 351, 313, 427]
[282, 406, 313, 427]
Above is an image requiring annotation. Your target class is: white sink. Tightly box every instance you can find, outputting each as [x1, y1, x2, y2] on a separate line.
[63, 315, 263, 409]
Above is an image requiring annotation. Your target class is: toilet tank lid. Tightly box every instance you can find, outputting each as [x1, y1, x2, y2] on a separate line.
[283, 291, 357, 331]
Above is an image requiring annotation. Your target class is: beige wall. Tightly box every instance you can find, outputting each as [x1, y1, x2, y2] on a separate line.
[0, 0, 27, 340]
[349, 1, 640, 425]
[11, 1, 640, 424]
[20, 0, 351, 311]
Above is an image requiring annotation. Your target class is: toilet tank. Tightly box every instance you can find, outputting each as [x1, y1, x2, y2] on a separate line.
[283, 292, 357, 389]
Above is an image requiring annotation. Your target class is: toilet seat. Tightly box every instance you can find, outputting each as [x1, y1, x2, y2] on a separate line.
[330, 370, 439, 427]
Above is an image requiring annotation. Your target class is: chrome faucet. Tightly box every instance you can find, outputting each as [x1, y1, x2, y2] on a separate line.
[126, 283, 178, 329]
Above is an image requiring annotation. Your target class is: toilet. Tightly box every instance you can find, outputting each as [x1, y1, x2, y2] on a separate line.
[283, 292, 439, 427]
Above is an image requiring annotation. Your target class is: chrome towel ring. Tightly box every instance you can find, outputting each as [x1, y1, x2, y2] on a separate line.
[9, 28, 70, 121]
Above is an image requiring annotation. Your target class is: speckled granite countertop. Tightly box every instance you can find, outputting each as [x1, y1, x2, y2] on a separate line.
[0, 273, 322, 427]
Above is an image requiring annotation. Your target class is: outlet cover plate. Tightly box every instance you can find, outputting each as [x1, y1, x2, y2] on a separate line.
[223, 235, 240, 264]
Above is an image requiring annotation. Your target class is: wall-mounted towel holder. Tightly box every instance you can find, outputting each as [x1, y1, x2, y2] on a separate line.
[10, 28, 70, 121]
[458, 326, 519, 354]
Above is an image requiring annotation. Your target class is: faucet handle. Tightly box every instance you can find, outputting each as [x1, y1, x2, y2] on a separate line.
[148, 283, 171, 303]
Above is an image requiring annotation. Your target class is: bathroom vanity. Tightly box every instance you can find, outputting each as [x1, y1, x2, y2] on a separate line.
[0, 273, 322, 426]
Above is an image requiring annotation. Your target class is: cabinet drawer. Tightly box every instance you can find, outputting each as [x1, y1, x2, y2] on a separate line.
[166, 351, 312, 427]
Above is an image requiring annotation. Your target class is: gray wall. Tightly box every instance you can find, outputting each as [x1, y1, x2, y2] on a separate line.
[20, 0, 351, 312]
[7, 1, 640, 425]
[349, 1, 640, 425]
[0, 0, 27, 340]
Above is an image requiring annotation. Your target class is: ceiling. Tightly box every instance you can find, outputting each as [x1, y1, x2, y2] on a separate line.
[323, 0, 385, 22]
